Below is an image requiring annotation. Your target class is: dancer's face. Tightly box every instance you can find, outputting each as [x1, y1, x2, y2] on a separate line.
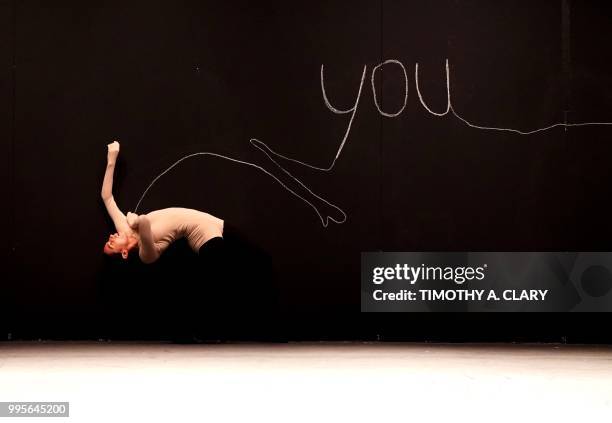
[103, 232, 130, 258]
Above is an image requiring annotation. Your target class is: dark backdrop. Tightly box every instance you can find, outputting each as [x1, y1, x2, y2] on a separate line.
[1, 0, 12, 337]
[3, 0, 612, 342]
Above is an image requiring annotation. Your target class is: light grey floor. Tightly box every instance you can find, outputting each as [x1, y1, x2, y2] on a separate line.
[0, 342, 610, 422]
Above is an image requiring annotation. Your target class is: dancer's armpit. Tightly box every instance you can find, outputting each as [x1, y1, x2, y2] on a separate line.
[137, 216, 160, 264]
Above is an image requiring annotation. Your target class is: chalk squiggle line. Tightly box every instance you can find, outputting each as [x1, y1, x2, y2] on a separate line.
[415, 59, 612, 134]
[133, 141, 347, 227]
[136, 59, 612, 226]
[134, 65, 368, 225]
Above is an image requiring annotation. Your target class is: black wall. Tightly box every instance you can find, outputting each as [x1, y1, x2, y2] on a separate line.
[4, 0, 612, 342]
[1, 0, 13, 332]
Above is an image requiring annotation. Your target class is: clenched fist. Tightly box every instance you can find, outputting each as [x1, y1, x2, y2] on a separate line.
[107, 141, 120, 164]
[126, 211, 139, 229]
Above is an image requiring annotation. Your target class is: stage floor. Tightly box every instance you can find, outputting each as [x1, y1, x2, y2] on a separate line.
[0, 342, 611, 422]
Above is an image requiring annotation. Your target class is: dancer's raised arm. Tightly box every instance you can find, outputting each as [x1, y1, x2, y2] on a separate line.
[101, 141, 130, 234]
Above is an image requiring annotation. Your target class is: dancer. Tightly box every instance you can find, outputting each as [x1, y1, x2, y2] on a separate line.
[100, 140, 277, 334]
[101, 141, 227, 264]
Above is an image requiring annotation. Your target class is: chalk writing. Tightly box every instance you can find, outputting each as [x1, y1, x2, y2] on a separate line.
[135, 59, 612, 226]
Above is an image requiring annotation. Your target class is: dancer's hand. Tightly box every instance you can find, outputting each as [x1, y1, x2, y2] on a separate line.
[126, 211, 139, 229]
[107, 141, 120, 164]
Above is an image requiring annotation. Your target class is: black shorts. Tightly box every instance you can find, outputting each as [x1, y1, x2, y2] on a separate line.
[196, 222, 278, 318]
[197, 222, 272, 285]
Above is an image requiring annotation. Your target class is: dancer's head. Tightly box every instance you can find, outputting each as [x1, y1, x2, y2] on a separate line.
[103, 232, 139, 259]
